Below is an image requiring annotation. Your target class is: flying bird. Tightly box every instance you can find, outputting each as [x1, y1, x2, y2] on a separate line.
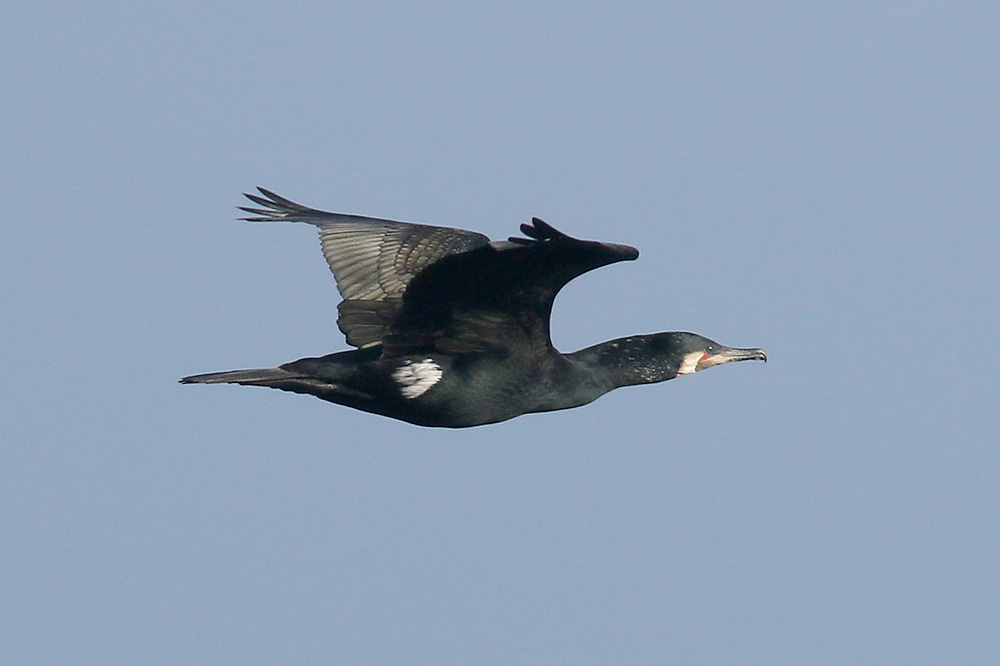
[182, 189, 766, 427]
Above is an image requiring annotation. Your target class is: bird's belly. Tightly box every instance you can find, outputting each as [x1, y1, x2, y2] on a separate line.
[405, 361, 588, 427]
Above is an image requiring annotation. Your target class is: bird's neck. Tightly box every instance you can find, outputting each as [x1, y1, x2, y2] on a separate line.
[568, 336, 681, 390]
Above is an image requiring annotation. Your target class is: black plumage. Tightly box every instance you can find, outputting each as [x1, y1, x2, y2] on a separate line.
[182, 189, 766, 427]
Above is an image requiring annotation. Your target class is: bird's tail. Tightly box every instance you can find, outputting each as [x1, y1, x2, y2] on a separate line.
[180, 368, 302, 386]
[181, 365, 372, 407]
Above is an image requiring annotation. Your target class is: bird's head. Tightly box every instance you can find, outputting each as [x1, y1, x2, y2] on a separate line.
[666, 332, 767, 375]
[581, 332, 766, 388]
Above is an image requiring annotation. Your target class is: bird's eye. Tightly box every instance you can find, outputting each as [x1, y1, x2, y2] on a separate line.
[705, 345, 715, 355]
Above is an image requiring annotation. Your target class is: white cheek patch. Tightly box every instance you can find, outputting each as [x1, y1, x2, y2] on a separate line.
[676, 351, 705, 375]
[392, 359, 443, 399]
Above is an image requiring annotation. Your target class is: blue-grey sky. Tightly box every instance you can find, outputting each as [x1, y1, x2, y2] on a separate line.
[3, 2, 998, 664]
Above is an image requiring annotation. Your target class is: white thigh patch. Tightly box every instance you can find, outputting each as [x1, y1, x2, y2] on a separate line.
[392, 359, 443, 399]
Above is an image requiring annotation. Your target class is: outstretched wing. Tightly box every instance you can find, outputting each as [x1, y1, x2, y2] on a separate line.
[383, 218, 640, 358]
[240, 188, 491, 348]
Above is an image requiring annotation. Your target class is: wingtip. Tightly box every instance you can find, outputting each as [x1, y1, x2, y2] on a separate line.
[253, 187, 295, 205]
[530, 217, 564, 239]
[236, 187, 311, 221]
[240, 187, 275, 205]
[510, 217, 568, 244]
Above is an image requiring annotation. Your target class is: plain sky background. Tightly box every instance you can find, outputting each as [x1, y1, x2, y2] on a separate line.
[3, 2, 998, 664]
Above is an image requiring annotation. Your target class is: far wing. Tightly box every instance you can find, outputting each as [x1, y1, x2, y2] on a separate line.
[240, 188, 491, 348]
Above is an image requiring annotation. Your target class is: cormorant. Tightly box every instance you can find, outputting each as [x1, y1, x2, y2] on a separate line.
[182, 189, 766, 427]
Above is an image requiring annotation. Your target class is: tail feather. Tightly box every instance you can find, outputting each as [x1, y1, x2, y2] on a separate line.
[180, 368, 302, 386]
[181, 365, 376, 407]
